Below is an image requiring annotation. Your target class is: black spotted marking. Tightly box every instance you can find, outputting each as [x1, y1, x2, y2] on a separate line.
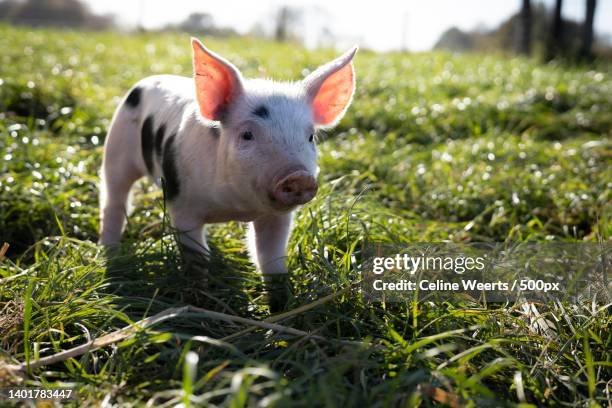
[154, 123, 166, 159]
[141, 116, 155, 175]
[125, 86, 142, 108]
[253, 105, 269, 119]
[161, 133, 180, 201]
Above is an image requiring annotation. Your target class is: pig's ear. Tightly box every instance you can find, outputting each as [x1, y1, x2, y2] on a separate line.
[303, 46, 358, 127]
[191, 38, 244, 121]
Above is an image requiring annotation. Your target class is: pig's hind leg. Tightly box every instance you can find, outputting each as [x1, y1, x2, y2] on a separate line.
[99, 102, 145, 246]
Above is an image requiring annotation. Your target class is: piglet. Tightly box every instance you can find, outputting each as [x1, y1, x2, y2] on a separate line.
[99, 38, 357, 310]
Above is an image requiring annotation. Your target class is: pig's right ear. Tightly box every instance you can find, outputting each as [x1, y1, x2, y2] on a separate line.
[191, 38, 244, 121]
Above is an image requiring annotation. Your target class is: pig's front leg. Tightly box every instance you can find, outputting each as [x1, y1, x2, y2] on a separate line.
[251, 213, 292, 274]
[250, 212, 292, 312]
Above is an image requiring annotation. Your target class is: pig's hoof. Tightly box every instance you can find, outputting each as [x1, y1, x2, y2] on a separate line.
[99, 242, 121, 257]
[180, 247, 210, 271]
[182, 258, 210, 280]
[263, 274, 291, 313]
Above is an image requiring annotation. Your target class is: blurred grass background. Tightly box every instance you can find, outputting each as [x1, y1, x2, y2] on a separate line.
[0, 25, 610, 406]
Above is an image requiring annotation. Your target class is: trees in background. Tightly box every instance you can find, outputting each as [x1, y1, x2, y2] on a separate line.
[0, 0, 114, 30]
[545, 0, 564, 60]
[434, 27, 475, 52]
[163, 12, 237, 37]
[580, 0, 597, 61]
[546, 0, 599, 61]
[435, 0, 604, 61]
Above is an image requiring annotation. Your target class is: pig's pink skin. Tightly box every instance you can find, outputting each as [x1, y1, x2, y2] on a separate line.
[99, 38, 357, 280]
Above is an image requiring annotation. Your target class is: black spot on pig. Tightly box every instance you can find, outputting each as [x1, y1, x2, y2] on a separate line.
[162, 133, 180, 201]
[154, 123, 166, 159]
[253, 105, 269, 119]
[141, 116, 155, 175]
[125, 87, 142, 108]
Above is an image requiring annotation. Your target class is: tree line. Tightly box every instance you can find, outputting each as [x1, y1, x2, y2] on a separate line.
[435, 0, 604, 62]
[0, 0, 115, 30]
[520, 0, 598, 61]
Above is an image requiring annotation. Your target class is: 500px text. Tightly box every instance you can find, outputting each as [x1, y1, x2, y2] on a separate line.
[373, 279, 561, 292]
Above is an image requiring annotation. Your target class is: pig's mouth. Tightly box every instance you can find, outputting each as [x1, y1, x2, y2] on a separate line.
[267, 192, 295, 211]
[267, 170, 318, 211]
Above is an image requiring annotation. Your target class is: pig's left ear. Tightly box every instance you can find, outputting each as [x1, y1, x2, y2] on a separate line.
[303, 46, 358, 128]
[191, 38, 244, 121]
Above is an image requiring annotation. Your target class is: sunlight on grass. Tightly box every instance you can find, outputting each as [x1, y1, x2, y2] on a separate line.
[0, 25, 610, 406]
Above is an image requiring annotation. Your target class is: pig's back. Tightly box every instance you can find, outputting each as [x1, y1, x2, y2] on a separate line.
[133, 75, 197, 117]
[117, 75, 204, 187]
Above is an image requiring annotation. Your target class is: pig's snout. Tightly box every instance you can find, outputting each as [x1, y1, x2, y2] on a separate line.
[271, 170, 318, 207]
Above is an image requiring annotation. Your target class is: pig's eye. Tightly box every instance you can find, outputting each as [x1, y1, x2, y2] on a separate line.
[308, 134, 314, 143]
[241, 131, 254, 141]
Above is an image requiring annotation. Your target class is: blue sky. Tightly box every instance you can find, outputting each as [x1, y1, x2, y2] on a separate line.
[85, 0, 612, 51]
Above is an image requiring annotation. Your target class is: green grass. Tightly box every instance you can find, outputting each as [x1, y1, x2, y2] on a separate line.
[0, 25, 611, 406]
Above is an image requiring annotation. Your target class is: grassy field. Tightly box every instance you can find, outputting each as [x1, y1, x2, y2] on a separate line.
[0, 25, 611, 406]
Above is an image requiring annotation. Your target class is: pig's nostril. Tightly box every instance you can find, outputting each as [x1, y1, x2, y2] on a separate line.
[272, 171, 318, 207]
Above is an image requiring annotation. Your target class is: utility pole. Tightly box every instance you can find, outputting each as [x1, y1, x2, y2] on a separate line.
[401, 12, 409, 52]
